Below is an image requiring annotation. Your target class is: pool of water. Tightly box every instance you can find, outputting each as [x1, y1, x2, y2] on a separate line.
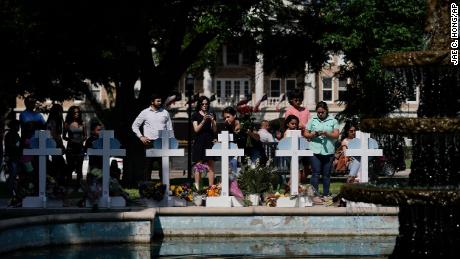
[4, 236, 396, 258]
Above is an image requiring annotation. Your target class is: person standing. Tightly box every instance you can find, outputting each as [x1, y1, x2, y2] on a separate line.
[284, 90, 311, 177]
[63, 105, 87, 189]
[4, 120, 21, 205]
[284, 90, 311, 131]
[223, 106, 265, 165]
[46, 103, 67, 186]
[192, 96, 217, 189]
[84, 120, 103, 172]
[19, 96, 46, 192]
[304, 101, 339, 203]
[132, 94, 174, 181]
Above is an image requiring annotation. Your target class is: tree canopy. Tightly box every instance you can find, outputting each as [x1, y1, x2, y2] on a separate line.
[319, 0, 426, 118]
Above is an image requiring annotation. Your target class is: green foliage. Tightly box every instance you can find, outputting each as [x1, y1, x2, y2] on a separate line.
[320, 0, 426, 118]
[237, 160, 277, 194]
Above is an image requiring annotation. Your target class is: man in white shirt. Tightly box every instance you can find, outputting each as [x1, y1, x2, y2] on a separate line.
[132, 94, 174, 180]
[257, 120, 275, 143]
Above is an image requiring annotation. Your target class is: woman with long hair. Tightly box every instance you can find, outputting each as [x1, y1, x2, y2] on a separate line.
[46, 103, 67, 186]
[191, 96, 217, 189]
[63, 105, 86, 188]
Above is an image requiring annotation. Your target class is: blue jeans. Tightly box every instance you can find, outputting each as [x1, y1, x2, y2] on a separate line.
[348, 157, 361, 177]
[229, 157, 238, 181]
[310, 154, 334, 196]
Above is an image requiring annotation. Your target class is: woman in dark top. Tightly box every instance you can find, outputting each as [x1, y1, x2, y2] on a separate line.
[46, 103, 67, 186]
[192, 96, 217, 189]
[63, 105, 87, 188]
[222, 106, 265, 165]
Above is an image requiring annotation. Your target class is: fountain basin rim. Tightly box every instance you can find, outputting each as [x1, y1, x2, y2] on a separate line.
[341, 183, 460, 206]
[361, 118, 460, 134]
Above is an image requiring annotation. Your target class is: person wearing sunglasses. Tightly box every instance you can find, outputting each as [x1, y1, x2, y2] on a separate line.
[191, 96, 217, 189]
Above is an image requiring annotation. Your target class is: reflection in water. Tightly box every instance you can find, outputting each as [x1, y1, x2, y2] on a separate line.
[6, 236, 396, 258]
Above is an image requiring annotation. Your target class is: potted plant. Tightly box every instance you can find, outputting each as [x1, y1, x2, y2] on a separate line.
[237, 160, 277, 206]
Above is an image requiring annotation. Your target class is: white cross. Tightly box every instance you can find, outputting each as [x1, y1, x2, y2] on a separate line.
[22, 130, 62, 208]
[206, 131, 244, 197]
[146, 130, 184, 193]
[275, 130, 313, 196]
[87, 130, 126, 207]
[345, 132, 382, 183]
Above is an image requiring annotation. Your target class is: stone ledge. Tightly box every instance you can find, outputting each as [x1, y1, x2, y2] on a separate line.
[156, 206, 399, 216]
[0, 208, 156, 231]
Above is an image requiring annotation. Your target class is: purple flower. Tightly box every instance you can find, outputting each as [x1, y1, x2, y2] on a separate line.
[194, 163, 209, 173]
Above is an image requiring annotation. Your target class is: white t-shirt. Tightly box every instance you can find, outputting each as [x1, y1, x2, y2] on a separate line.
[258, 128, 275, 143]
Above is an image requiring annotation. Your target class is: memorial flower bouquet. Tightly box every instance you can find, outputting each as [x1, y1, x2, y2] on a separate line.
[206, 184, 221, 197]
[170, 183, 193, 202]
[139, 181, 166, 201]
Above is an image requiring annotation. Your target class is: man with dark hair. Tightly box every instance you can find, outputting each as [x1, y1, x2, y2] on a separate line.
[19, 96, 46, 143]
[19, 96, 46, 193]
[132, 94, 174, 181]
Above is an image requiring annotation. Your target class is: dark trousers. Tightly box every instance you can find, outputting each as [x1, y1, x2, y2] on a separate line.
[309, 154, 334, 196]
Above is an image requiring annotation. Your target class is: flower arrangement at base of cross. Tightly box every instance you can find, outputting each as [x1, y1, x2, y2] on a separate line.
[206, 184, 222, 197]
[237, 159, 277, 196]
[170, 183, 193, 202]
[139, 181, 166, 201]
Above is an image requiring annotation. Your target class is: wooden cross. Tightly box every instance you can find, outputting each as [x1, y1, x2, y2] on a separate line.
[87, 130, 126, 207]
[22, 130, 62, 208]
[275, 130, 313, 196]
[345, 132, 382, 183]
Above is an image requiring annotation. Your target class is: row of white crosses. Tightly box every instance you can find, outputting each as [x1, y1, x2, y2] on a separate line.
[22, 129, 382, 208]
[205, 130, 383, 207]
[22, 130, 127, 208]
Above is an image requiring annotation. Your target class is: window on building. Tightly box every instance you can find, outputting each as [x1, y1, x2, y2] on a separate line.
[215, 79, 250, 103]
[270, 79, 281, 97]
[243, 81, 250, 97]
[242, 49, 253, 65]
[338, 79, 347, 102]
[286, 79, 296, 94]
[226, 45, 239, 66]
[225, 81, 232, 97]
[234, 81, 240, 99]
[322, 77, 332, 101]
[216, 81, 222, 98]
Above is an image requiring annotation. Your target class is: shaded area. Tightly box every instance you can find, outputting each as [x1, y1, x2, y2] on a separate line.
[5, 236, 397, 258]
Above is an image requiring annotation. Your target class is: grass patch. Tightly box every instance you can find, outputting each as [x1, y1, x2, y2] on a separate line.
[317, 182, 344, 196]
